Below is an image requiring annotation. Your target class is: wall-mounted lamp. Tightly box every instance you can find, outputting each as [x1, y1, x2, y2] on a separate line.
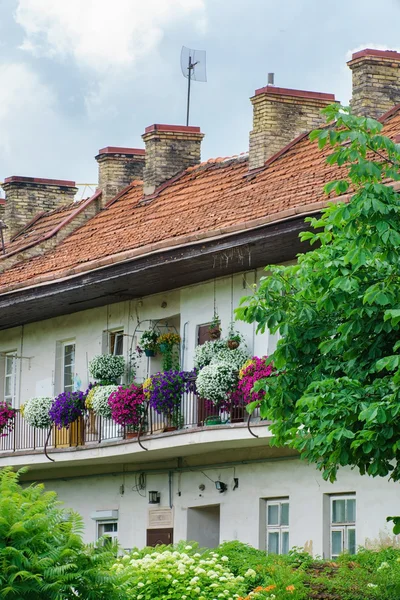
[148, 491, 161, 504]
[215, 481, 227, 494]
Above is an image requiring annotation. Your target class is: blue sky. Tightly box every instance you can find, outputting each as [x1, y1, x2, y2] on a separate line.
[1, 0, 400, 190]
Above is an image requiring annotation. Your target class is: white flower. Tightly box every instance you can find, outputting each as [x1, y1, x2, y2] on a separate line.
[91, 385, 118, 418]
[378, 561, 390, 571]
[221, 556, 229, 562]
[23, 396, 53, 429]
[89, 354, 125, 381]
[137, 582, 144, 587]
[244, 568, 257, 578]
[196, 362, 238, 404]
[367, 583, 378, 588]
[185, 545, 193, 550]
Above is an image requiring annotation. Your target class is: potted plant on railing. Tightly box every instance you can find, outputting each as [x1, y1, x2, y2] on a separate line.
[144, 370, 194, 431]
[89, 354, 125, 384]
[139, 330, 159, 358]
[108, 383, 145, 439]
[90, 385, 119, 419]
[157, 332, 181, 371]
[22, 396, 54, 429]
[196, 361, 239, 421]
[0, 401, 15, 438]
[208, 313, 222, 340]
[49, 390, 87, 430]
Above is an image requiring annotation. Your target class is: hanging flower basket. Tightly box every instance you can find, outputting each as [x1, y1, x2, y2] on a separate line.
[144, 348, 156, 358]
[0, 402, 15, 437]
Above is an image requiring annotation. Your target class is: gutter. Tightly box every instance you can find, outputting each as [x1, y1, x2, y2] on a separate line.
[0, 189, 102, 262]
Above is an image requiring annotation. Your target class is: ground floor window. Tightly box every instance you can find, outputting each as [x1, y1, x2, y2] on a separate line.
[330, 495, 356, 559]
[266, 498, 289, 554]
[97, 521, 118, 543]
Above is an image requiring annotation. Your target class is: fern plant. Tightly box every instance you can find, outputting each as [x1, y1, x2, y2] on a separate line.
[0, 467, 125, 599]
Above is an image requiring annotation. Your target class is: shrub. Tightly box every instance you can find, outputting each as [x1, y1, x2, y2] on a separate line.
[91, 385, 119, 419]
[108, 384, 145, 430]
[0, 467, 122, 599]
[23, 396, 53, 429]
[112, 543, 248, 599]
[89, 354, 125, 383]
[49, 390, 87, 429]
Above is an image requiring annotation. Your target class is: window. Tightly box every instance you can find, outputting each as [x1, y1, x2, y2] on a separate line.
[62, 342, 75, 392]
[97, 521, 118, 543]
[4, 351, 17, 405]
[266, 499, 289, 554]
[110, 330, 124, 356]
[330, 495, 356, 559]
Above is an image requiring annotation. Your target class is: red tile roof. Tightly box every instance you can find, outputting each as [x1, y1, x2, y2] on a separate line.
[1, 107, 400, 294]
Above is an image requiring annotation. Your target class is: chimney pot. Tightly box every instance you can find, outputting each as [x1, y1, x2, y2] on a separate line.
[142, 124, 204, 194]
[347, 48, 400, 119]
[95, 147, 145, 203]
[249, 86, 335, 170]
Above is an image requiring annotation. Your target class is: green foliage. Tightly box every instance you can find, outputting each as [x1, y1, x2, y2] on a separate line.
[0, 467, 122, 599]
[236, 104, 400, 483]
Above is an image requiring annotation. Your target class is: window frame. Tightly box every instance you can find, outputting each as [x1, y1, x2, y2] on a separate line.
[109, 330, 124, 356]
[62, 341, 76, 393]
[97, 520, 118, 543]
[330, 494, 356, 559]
[4, 351, 17, 406]
[266, 498, 290, 555]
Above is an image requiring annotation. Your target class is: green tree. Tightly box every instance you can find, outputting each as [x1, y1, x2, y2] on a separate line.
[236, 105, 400, 489]
[0, 467, 122, 599]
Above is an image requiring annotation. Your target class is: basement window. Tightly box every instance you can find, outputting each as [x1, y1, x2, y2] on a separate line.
[266, 498, 289, 555]
[97, 521, 118, 544]
[330, 495, 356, 559]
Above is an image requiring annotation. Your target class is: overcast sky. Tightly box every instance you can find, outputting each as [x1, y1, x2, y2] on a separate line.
[1, 0, 400, 191]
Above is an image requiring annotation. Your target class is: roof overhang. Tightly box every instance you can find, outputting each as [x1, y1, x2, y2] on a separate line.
[0, 214, 314, 330]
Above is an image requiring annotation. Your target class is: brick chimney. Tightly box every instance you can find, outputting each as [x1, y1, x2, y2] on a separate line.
[95, 146, 145, 203]
[347, 49, 400, 119]
[249, 86, 336, 170]
[142, 124, 204, 195]
[1, 176, 77, 241]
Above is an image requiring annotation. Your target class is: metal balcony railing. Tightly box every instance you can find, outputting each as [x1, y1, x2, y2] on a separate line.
[0, 387, 256, 455]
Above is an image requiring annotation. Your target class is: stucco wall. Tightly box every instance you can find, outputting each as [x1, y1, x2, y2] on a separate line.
[44, 458, 400, 557]
[0, 269, 276, 407]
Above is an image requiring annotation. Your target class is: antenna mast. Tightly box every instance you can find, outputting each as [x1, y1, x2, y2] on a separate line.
[181, 46, 207, 126]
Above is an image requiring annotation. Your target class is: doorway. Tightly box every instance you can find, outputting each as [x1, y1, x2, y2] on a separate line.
[146, 528, 173, 547]
[187, 505, 220, 548]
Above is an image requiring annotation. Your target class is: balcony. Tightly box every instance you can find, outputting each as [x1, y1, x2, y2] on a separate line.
[0, 388, 269, 469]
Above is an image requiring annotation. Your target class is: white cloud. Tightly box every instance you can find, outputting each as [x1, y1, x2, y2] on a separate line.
[0, 62, 85, 180]
[15, 0, 206, 73]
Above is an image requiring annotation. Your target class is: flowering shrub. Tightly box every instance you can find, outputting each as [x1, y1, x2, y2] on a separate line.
[0, 402, 14, 437]
[230, 356, 274, 407]
[23, 397, 53, 429]
[196, 362, 238, 406]
[91, 385, 118, 419]
[144, 370, 196, 427]
[89, 354, 125, 383]
[108, 384, 145, 430]
[49, 391, 87, 429]
[112, 545, 247, 600]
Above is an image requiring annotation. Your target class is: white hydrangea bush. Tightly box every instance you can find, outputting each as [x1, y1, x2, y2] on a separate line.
[89, 354, 125, 382]
[91, 385, 118, 419]
[23, 397, 53, 429]
[112, 546, 247, 600]
[196, 362, 238, 404]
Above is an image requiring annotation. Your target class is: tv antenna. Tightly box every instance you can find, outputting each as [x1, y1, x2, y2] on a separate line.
[181, 46, 207, 126]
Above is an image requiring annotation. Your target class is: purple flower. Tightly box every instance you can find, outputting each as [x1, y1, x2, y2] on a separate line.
[49, 390, 87, 429]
